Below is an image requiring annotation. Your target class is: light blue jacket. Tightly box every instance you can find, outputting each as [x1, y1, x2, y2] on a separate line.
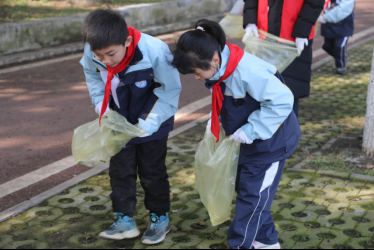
[79, 33, 182, 136]
[208, 45, 294, 141]
[324, 0, 355, 23]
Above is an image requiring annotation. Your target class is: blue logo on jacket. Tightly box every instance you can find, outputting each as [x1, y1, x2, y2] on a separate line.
[135, 80, 147, 88]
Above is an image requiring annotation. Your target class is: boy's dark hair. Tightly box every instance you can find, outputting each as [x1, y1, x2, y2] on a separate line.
[83, 8, 129, 51]
[170, 19, 226, 74]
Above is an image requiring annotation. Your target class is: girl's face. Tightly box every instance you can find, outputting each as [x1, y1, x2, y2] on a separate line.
[193, 52, 221, 81]
[93, 36, 132, 68]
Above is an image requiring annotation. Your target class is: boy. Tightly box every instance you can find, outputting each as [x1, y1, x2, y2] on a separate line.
[319, 0, 355, 75]
[79, 8, 182, 245]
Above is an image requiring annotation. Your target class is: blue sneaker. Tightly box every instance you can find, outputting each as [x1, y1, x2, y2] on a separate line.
[99, 213, 140, 240]
[141, 213, 171, 245]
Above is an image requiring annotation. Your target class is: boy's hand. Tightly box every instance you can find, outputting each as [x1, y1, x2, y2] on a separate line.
[230, 128, 253, 144]
[318, 15, 327, 24]
[95, 101, 109, 117]
[206, 119, 211, 130]
[139, 132, 150, 138]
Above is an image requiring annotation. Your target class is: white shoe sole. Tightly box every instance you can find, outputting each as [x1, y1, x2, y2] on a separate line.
[99, 227, 140, 240]
[141, 228, 170, 245]
[255, 243, 281, 249]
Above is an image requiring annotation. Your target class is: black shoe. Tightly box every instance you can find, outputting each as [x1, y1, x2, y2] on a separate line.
[336, 68, 346, 75]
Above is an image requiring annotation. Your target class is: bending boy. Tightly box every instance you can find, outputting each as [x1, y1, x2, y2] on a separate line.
[79, 8, 182, 245]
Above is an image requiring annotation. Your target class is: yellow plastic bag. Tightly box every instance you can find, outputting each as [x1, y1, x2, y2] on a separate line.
[195, 125, 240, 226]
[219, 14, 245, 38]
[72, 110, 144, 167]
[242, 29, 299, 72]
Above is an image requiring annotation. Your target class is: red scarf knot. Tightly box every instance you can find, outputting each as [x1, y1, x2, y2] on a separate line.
[99, 26, 142, 125]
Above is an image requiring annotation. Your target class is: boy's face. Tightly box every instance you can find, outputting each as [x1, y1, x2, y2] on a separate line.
[93, 36, 132, 68]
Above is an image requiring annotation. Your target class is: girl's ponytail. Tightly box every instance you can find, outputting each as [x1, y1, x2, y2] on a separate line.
[195, 19, 226, 52]
[170, 19, 227, 74]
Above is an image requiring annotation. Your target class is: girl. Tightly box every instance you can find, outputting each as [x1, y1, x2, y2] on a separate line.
[171, 19, 301, 249]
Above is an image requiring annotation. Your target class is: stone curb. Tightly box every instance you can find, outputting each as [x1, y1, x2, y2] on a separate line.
[0, 0, 235, 58]
[289, 135, 374, 183]
[0, 12, 225, 68]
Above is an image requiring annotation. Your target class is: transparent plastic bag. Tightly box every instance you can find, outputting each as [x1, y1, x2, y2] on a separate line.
[242, 29, 299, 72]
[195, 125, 240, 226]
[72, 110, 144, 167]
[219, 13, 245, 38]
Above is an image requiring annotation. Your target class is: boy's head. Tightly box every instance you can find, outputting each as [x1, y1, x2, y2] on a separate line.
[84, 8, 132, 67]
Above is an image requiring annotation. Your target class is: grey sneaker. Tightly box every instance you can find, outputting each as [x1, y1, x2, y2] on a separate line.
[141, 213, 171, 245]
[99, 213, 140, 240]
[336, 68, 347, 75]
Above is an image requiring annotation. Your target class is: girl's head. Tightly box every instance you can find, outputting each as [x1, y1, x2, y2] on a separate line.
[171, 19, 226, 81]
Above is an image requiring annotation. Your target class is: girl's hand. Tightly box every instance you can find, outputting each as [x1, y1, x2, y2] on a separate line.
[230, 128, 253, 144]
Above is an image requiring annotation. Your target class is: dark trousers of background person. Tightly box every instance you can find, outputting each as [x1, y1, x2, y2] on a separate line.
[109, 135, 170, 217]
[322, 37, 349, 69]
[282, 40, 314, 119]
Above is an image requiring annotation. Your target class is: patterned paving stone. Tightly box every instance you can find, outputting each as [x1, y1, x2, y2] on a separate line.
[0, 39, 373, 249]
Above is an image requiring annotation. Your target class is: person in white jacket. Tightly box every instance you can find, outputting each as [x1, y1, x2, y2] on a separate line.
[319, 0, 355, 75]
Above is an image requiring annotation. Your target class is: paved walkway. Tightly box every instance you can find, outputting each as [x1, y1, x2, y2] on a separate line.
[0, 40, 373, 249]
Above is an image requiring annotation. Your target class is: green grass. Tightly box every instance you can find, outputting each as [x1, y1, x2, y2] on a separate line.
[0, 0, 180, 23]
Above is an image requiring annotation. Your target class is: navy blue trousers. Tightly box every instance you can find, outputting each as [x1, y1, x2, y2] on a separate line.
[227, 160, 286, 249]
[322, 37, 349, 69]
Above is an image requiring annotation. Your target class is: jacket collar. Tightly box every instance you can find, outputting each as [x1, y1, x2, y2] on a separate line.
[205, 45, 230, 89]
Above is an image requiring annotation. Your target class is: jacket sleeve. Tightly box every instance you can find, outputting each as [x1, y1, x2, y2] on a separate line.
[241, 70, 294, 141]
[138, 42, 182, 135]
[79, 43, 105, 106]
[324, 0, 355, 23]
[292, 0, 325, 39]
[243, 0, 258, 28]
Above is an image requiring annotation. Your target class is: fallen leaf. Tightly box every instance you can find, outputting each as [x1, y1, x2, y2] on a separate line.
[365, 165, 374, 169]
[199, 221, 206, 226]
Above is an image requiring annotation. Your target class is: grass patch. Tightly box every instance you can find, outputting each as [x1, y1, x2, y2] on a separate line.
[343, 229, 362, 238]
[317, 233, 336, 239]
[304, 221, 321, 229]
[329, 219, 345, 225]
[172, 236, 191, 243]
[292, 234, 309, 242]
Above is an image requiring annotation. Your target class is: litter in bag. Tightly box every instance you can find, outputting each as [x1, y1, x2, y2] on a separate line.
[219, 13, 245, 38]
[242, 29, 299, 73]
[72, 110, 144, 167]
[195, 125, 241, 226]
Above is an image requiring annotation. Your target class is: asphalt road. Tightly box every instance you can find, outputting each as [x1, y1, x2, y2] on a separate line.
[0, 0, 373, 212]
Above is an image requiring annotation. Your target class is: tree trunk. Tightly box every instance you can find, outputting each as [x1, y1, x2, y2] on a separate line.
[363, 51, 374, 156]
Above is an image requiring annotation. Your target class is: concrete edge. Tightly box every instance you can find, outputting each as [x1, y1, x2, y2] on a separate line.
[0, 113, 210, 223]
[0, 13, 225, 69]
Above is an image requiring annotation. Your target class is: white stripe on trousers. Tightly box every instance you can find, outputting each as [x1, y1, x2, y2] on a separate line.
[340, 37, 348, 68]
[237, 162, 280, 249]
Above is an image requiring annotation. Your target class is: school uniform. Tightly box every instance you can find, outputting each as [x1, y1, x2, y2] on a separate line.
[321, 0, 355, 69]
[80, 33, 182, 216]
[206, 45, 301, 249]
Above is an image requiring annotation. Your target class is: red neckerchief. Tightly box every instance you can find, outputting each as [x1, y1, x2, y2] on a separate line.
[324, 0, 332, 11]
[211, 43, 244, 143]
[99, 26, 142, 125]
